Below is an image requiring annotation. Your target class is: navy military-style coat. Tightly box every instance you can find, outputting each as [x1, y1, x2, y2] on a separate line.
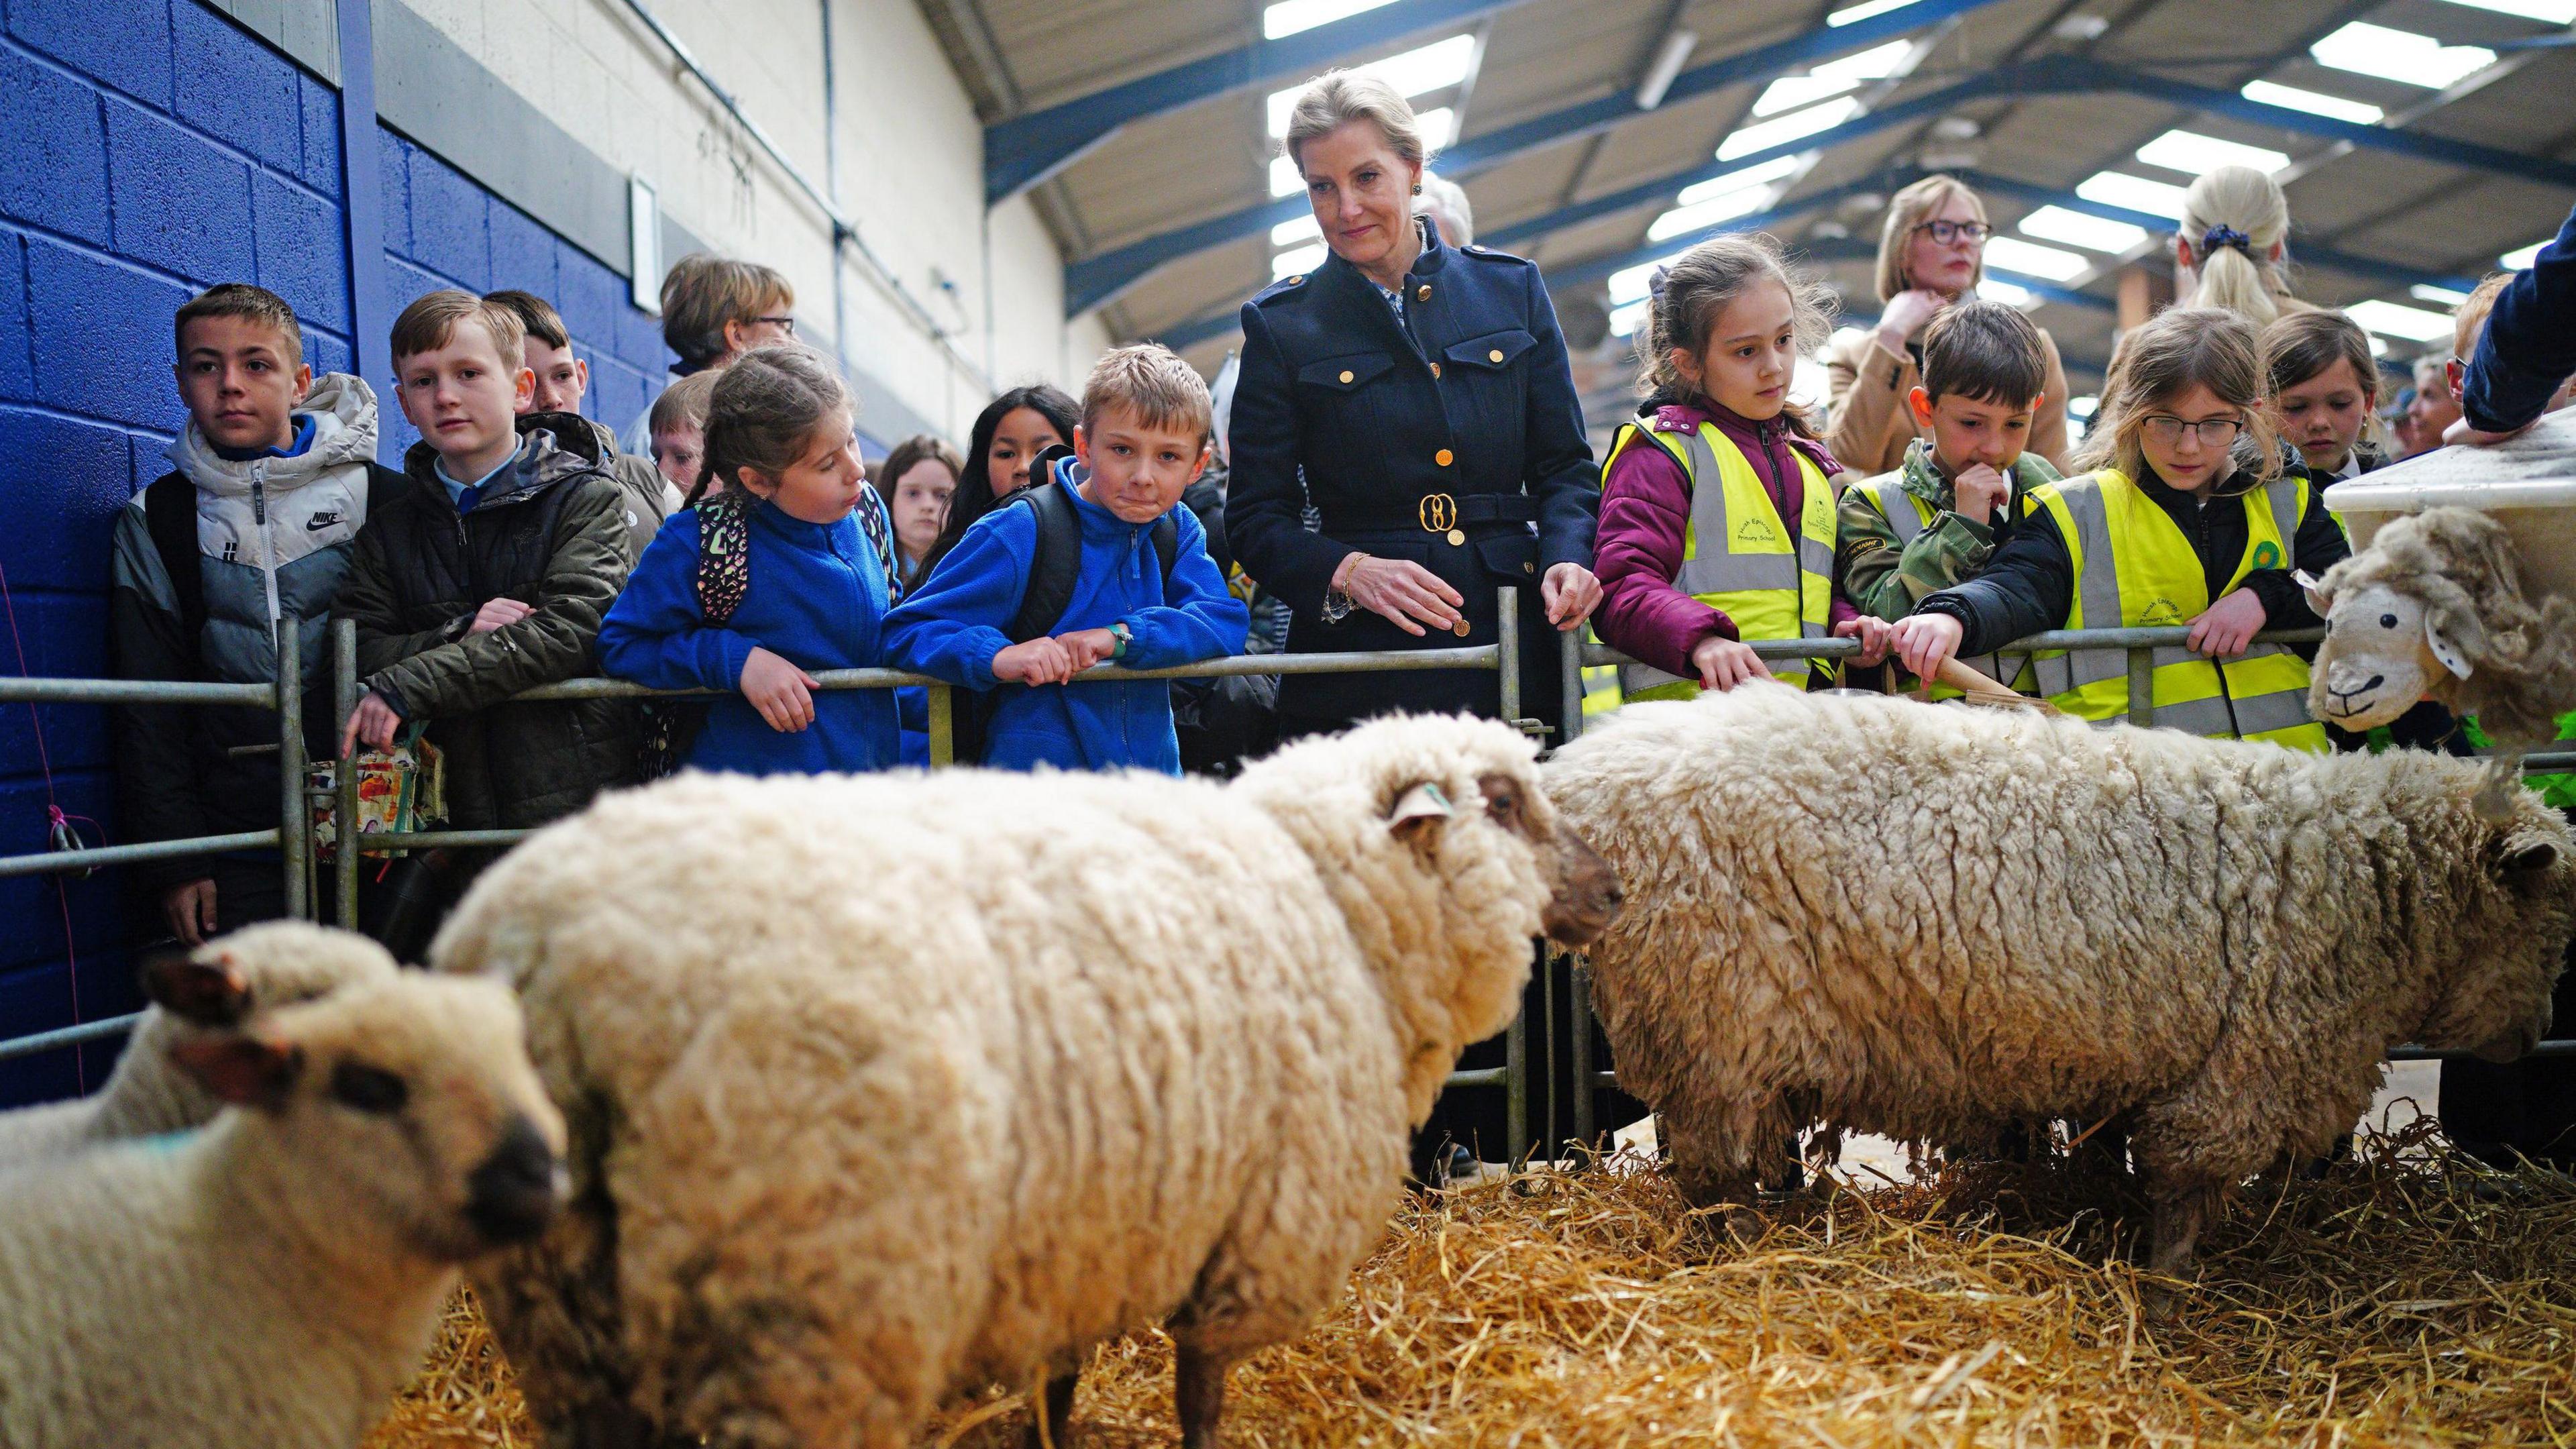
[1227, 221, 1599, 732]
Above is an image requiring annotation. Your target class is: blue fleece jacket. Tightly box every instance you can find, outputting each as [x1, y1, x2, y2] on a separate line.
[884, 463, 1249, 774]
[599, 498, 900, 775]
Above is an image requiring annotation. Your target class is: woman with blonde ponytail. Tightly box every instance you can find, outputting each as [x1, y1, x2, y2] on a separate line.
[2176, 165, 2310, 329]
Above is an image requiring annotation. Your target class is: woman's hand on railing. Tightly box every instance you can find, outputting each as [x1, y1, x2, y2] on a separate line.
[1542, 563, 1601, 631]
[741, 647, 820, 733]
[1334, 553, 1464, 637]
[2186, 588, 2265, 659]
[341, 690, 403, 757]
[1690, 635, 1772, 691]
[1890, 613, 1964, 682]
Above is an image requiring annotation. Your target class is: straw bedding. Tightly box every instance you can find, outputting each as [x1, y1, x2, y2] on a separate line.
[366, 1124, 2575, 1448]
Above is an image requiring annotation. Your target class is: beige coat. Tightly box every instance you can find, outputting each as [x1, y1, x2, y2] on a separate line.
[1822, 325, 2072, 476]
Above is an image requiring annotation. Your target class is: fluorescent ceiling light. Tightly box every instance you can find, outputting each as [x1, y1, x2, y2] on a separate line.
[1646, 186, 1772, 242]
[1635, 28, 1697, 111]
[2134, 129, 2291, 177]
[2017, 205, 2148, 253]
[1981, 235, 2090, 281]
[1271, 214, 1322, 246]
[1269, 154, 1303, 197]
[1262, 0, 1398, 39]
[1717, 95, 1862, 160]
[2076, 170, 2190, 219]
[2346, 299, 2458, 342]
[1412, 106, 1457, 150]
[2438, 0, 2576, 19]
[1750, 38, 1915, 116]
[1609, 252, 1687, 306]
[1608, 298, 1651, 338]
[1977, 277, 2036, 307]
[1827, 0, 1920, 24]
[2411, 282, 2472, 307]
[2240, 79, 2384, 126]
[1267, 35, 1474, 134]
[2368, 333, 2390, 357]
[1271, 243, 1328, 280]
[1675, 156, 1802, 206]
[2502, 239, 2548, 268]
[2311, 21, 2494, 89]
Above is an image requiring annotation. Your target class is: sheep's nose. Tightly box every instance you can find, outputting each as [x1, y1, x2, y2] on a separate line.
[468, 1115, 566, 1245]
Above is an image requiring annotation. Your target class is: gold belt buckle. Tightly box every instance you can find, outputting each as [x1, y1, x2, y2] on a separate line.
[1419, 492, 1464, 547]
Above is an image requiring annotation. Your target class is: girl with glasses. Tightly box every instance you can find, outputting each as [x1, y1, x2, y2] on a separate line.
[1823, 174, 2074, 476]
[1890, 306, 2349, 751]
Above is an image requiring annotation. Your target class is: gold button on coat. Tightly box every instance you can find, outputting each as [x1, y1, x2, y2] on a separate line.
[1430, 362, 1442, 378]
[1489, 349, 1505, 363]
[1338, 370, 1354, 384]
[1435, 448, 1454, 466]
[1416, 284, 1431, 301]
[1446, 528, 1465, 546]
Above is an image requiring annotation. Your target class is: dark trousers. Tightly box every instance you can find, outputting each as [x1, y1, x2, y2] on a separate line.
[2442, 957, 2576, 1169]
[1413, 950, 1650, 1173]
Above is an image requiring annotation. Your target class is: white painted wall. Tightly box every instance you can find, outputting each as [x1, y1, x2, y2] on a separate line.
[396, 0, 1111, 443]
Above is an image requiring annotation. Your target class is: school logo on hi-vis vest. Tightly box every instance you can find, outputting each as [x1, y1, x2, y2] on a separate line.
[2250, 541, 2281, 569]
[2141, 598, 2186, 626]
[1735, 517, 1778, 545]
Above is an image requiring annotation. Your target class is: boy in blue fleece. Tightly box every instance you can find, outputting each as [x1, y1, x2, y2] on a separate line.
[600, 344, 900, 774]
[886, 345, 1248, 773]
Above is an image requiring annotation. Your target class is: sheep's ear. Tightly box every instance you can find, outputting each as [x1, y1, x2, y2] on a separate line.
[170, 1035, 303, 1111]
[144, 951, 252, 1028]
[2294, 570, 2331, 619]
[2499, 830, 2565, 889]
[2425, 614, 2477, 680]
[1388, 780, 1455, 847]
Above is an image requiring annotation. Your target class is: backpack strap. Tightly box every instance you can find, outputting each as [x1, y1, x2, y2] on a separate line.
[694, 491, 753, 628]
[1004, 482, 1083, 643]
[144, 473, 207, 674]
[852, 480, 904, 603]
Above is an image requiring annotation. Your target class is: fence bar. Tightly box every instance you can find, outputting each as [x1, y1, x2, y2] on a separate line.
[1446, 1066, 1507, 1088]
[0, 1012, 144, 1063]
[2517, 753, 2576, 772]
[1578, 625, 2326, 670]
[0, 829, 279, 880]
[1569, 959, 1596, 1147]
[1505, 1000, 1529, 1166]
[2125, 647, 2153, 728]
[362, 828, 537, 851]
[927, 683, 955, 768]
[1496, 586, 1521, 729]
[334, 620, 361, 930]
[0, 678, 272, 706]
[1559, 626, 1585, 745]
[277, 616, 307, 922]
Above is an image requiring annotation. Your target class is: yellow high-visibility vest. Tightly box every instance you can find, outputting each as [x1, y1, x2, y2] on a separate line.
[1604, 419, 1833, 702]
[2022, 468, 2327, 751]
[1851, 474, 2038, 700]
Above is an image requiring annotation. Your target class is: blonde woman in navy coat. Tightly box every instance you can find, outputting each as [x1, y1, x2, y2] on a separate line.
[1228, 73, 1603, 741]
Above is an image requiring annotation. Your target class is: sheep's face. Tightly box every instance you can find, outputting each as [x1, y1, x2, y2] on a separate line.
[2308, 581, 2469, 731]
[2419, 812, 2575, 1063]
[171, 969, 568, 1263]
[1474, 772, 1623, 947]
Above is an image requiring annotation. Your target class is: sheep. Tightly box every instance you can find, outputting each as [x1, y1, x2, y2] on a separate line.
[0, 957, 567, 1449]
[0, 922, 400, 1163]
[1543, 684, 2573, 1280]
[2304, 506, 2576, 759]
[430, 713, 1621, 1449]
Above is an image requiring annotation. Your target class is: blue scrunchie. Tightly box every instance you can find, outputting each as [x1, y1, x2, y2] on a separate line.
[1648, 266, 1671, 299]
[2200, 224, 2251, 256]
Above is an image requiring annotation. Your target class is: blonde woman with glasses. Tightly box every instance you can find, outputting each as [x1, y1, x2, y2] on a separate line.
[1823, 174, 2072, 474]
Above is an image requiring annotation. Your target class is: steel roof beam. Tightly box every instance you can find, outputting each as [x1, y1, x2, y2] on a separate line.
[985, 0, 1527, 206]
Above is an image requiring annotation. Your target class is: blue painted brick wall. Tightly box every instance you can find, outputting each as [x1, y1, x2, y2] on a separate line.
[0, 0, 673, 1105]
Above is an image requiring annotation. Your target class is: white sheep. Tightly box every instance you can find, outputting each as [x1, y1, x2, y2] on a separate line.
[0, 922, 399, 1163]
[430, 714, 1621, 1449]
[2305, 506, 2576, 753]
[1544, 684, 2573, 1279]
[0, 959, 567, 1449]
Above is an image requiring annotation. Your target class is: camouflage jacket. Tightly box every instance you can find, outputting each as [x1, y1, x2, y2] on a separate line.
[1835, 439, 2061, 623]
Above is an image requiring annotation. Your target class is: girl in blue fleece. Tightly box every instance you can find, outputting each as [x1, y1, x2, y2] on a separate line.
[885, 345, 1249, 774]
[600, 345, 900, 774]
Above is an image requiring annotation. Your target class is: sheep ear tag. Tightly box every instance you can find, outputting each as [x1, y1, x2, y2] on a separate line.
[2426, 619, 2475, 680]
[1389, 781, 1456, 845]
[170, 1036, 303, 1112]
[2293, 570, 2331, 618]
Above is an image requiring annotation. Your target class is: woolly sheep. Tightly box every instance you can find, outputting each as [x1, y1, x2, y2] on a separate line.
[1544, 684, 2573, 1277]
[2304, 506, 2576, 749]
[431, 714, 1621, 1448]
[0, 957, 566, 1449]
[0, 922, 399, 1163]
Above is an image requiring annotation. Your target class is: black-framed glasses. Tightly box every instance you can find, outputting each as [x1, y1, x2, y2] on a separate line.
[753, 315, 797, 335]
[2141, 414, 2244, 448]
[1911, 219, 1991, 246]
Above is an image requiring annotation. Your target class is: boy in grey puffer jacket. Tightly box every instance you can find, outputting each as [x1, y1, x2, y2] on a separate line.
[109, 284, 412, 945]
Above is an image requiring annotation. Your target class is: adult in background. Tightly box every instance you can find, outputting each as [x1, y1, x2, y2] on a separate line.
[621, 254, 798, 457]
[1227, 71, 1607, 1179]
[1825, 174, 2072, 475]
[2174, 165, 2309, 330]
[1417, 171, 1474, 248]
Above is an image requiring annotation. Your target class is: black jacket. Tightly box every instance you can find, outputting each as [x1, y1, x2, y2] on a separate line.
[333, 414, 641, 831]
[1228, 221, 1597, 731]
[1921, 462, 2349, 657]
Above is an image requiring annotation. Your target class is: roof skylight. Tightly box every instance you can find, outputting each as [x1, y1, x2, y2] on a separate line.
[1717, 95, 1863, 161]
[1646, 185, 1773, 242]
[1609, 253, 1687, 307]
[1977, 277, 2036, 307]
[2502, 239, 2548, 268]
[1749, 38, 1915, 116]
[2310, 21, 2495, 89]
[2076, 170, 2190, 219]
[1271, 243, 1328, 280]
[2017, 205, 2148, 253]
[2133, 129, 2290, 177]
[1980, 235, 2090, 281]
[1267, 35, 1475, 134]
[1261, 0, 1399, 40]
[2410, 283, 2473, 307]
[1827, 0, 1921, 25]
[1674, 156, 1802, 206]
[2345, 299, 2459, 343]
[1271, 214, 1322, 246]
[2240, 79, 2385, 126]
